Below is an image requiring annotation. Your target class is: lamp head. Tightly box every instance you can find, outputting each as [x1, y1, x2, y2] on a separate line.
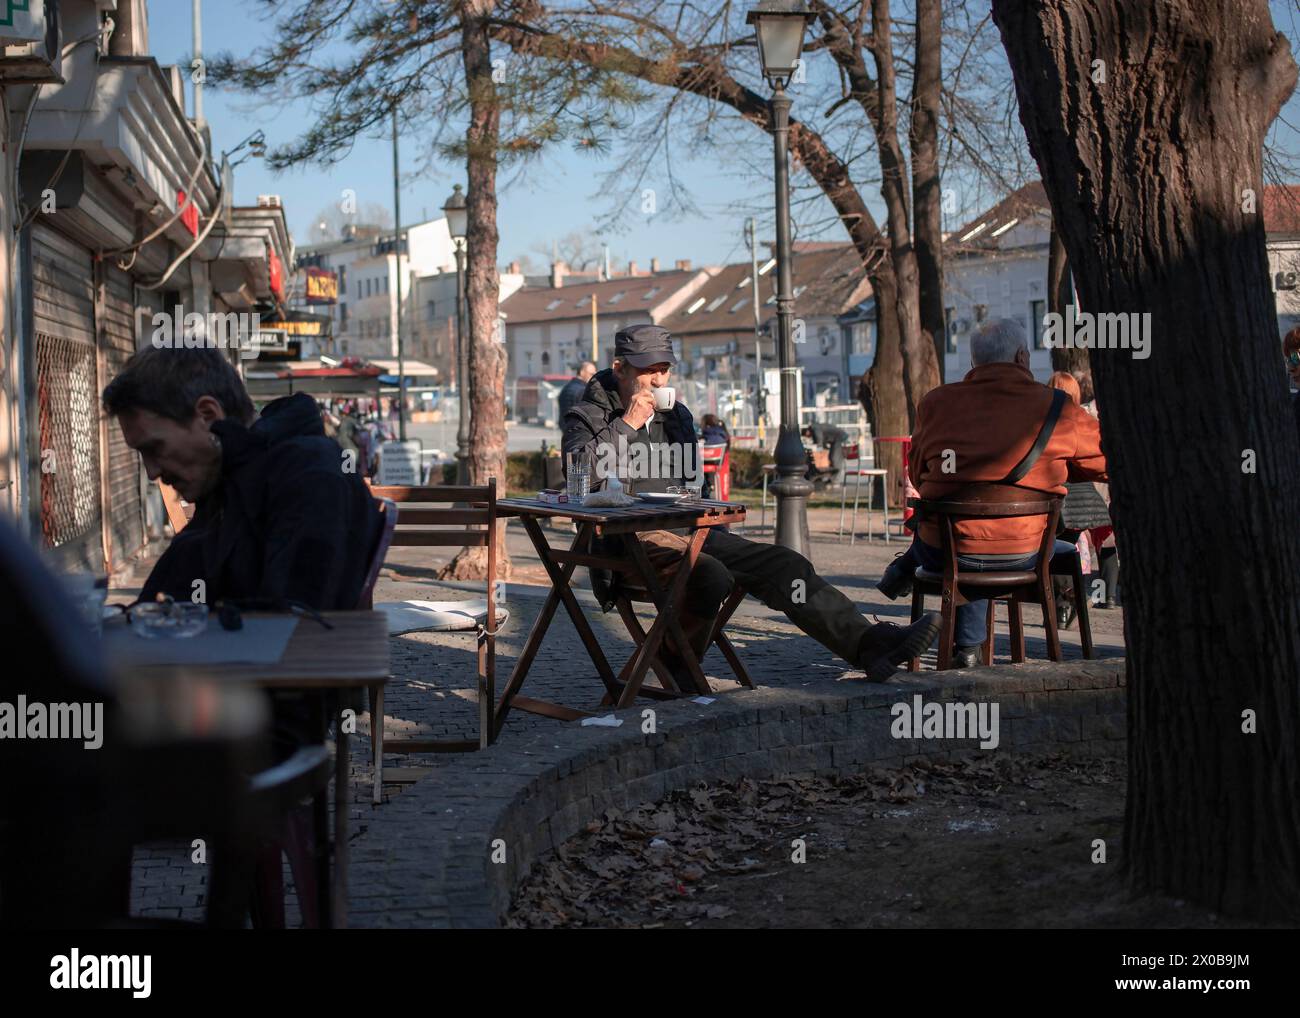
[746, 1, 815, 86]
[442, 183, 468, 241]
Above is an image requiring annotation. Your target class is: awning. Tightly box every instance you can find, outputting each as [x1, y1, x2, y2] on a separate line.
[244, 357, 387, 398]
[368, 358, 441, 378]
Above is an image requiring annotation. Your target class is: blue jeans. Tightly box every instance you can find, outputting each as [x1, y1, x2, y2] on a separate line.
[909, 538, 1077, 648]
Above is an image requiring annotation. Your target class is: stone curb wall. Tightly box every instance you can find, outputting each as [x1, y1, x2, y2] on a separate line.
[349, 657, 1126, 929]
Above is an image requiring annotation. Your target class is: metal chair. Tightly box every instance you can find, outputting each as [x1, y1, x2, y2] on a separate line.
[837, 440, 890, 544]
[758, 463, 776, 532]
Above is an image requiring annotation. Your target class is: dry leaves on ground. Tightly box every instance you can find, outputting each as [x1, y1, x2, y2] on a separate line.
[507, 753, 1121, 928]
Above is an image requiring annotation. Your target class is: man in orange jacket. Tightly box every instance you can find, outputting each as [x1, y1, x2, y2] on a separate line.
[877, 319, 1109, 667]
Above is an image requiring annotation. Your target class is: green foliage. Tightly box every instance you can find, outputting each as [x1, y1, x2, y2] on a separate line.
[433, 453, 544, 491]
[728, 448, 772, 489]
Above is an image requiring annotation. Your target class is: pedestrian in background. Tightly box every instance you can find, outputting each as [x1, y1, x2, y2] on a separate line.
[558, 361, 597, 429]
[1284, 327, 1300, 446]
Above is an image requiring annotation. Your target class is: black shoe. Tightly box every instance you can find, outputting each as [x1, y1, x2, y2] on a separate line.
[1057, 601, 1076, 629]
[876, 554, 915, 601]
[951, 644, 984, 669]
[858, 612, 942, 682]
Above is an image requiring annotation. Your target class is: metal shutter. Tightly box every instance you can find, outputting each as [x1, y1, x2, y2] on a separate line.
[31, 223, 102, 572]
[100, 263, 145, 566]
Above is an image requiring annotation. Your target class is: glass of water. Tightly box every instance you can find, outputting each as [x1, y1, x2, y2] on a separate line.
[566, 450, 591, 500]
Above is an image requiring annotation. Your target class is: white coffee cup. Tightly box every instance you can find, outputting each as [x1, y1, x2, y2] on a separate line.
[652, 387, 676, 412]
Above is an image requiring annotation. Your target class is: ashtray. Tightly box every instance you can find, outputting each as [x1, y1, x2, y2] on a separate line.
[129, 601, 209, 639]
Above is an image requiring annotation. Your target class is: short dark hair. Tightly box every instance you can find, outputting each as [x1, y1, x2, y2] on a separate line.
[102, 347, 256, 424]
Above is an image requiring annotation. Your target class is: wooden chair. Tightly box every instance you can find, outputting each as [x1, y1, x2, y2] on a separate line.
[364, 481, 499, 782]
[906, 484, 1081, 670]
[1049, 544, 1095, 659]
[158, 480, 193, 533]
[610, 581, 755, 698]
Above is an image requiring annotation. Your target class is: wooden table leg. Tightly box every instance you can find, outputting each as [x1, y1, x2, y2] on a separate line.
[495, 520, 617, 733]
[614, 596, 682, 693]
[618, 529, 711, 705]
[371, 682, 384, 805]
[333, 717, 349, 930]
[527, 519, 621, 699]
[313, 694, 332, 930]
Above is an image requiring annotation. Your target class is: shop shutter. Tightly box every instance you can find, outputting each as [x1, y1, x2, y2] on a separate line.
[31, 223, 102, 571]
[100, 263, 145, 565]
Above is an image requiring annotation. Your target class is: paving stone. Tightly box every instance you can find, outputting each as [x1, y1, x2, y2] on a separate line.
[119, 526, 1126, 928]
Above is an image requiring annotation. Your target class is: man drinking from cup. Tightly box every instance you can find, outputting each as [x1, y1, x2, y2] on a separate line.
[561, 323, 941, 682]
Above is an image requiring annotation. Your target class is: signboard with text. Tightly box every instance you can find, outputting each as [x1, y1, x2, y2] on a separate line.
[304, 267, 339, 304]
[376, 441, 424, 486]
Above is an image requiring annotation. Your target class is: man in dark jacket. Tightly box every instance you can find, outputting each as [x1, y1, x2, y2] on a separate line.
[562, 324, 940, 682]
[103, 347, 382, 749]
[557, 361, 597, 426]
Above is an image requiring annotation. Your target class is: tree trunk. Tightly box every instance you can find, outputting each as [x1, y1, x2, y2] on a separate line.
[910, 0, 947, 381]
[440, 0, 511, 580]
[1048, 215, 1088, 374]
[870, 0, 941, 415]
[860, 266, 909, 505]
[993, 0, 1300, 918]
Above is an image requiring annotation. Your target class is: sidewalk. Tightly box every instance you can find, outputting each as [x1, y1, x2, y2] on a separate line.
[118, 506, 1126, 925]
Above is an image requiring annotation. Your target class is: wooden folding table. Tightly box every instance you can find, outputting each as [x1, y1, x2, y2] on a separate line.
[494, 497, 748, 731]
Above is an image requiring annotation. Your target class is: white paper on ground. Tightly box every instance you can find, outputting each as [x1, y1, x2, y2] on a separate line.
[376, 599, 510, 635]
[691, 696, 716, 704]
[580, 714, 624, 727]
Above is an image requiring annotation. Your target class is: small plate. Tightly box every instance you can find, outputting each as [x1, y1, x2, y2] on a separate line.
[638, 491, 689, 503]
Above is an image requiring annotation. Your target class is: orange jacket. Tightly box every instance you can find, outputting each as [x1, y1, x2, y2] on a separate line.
[908, 362, 1109, 555]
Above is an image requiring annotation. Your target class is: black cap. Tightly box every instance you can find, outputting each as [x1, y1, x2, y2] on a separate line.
[614, 323, 677, 368]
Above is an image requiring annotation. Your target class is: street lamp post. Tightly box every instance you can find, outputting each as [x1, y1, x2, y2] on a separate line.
[442, 184, 471, 485]
[392, 109, 407, 442]
[747, 1, 815, 556]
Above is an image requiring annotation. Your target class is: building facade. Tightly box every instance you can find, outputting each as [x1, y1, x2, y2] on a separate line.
[295, 218, 458, 361]
[499, 263, 712, 383]
[1, 0, 298, 577]
[656, 242, 875, 406]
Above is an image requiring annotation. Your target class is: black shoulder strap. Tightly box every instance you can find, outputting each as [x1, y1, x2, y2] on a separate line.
[1003, 387, 1067, 484]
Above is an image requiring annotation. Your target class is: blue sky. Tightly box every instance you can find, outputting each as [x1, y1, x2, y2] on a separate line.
[148, 1, 769, 268]
[149, 1, 1300, 270]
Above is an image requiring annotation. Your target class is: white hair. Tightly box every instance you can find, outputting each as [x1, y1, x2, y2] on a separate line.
[971, 318, 1029, 365]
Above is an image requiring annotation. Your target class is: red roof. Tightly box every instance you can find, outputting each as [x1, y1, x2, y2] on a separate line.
[499, 269, 704, 324]
[949, 182, 1049, 251]
[951, 180, 1300, 243]
[1263, 185, 1300, 234]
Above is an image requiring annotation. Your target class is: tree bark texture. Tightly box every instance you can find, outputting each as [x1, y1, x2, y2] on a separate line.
[442, 0, 512, 580]
[994, 0, 1300, 918]
[911, 0, 947, 381]
[861, 267, 909, 504]
[870, 0, 941, 414]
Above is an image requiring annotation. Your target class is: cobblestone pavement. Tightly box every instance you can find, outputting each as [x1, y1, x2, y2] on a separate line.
[115, 509, 1127, 925]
